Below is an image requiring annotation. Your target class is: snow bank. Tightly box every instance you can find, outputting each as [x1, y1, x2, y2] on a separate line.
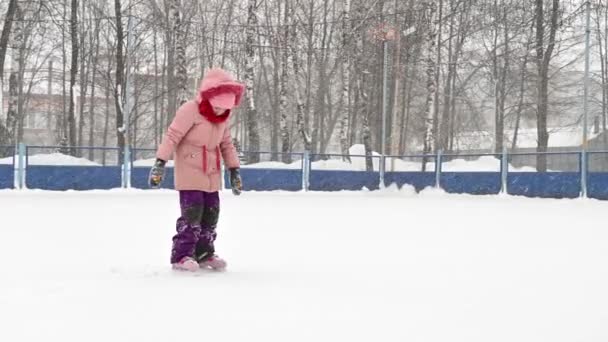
[0, 146, 541, 172]
[0, 155, 15, 165]
[242, 145, 538, 172]
[0, 153, 100, 166]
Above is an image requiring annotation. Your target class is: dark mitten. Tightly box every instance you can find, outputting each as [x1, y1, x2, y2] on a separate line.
[229, 168, 242, 196]
[149, 158, 166, 188]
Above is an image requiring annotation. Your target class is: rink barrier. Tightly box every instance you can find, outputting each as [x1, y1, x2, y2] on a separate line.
[24, 145, 122, 191]
[223, 151, 305, 192]
[309, 153, 382, 191]
[130, 148, 174, 190]
[5, 145, 608, 200]
[0, 145, 15, 189]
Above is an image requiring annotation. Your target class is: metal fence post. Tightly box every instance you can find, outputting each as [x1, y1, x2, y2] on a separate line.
[220, 161, 225, 190]
[501, 146, 508, 194]
[13, 145, 18, 189]
[581, 150, 588, 198]
[435, 150, 442, 188]
[122, 145, 131, 188]
[379, 155, 386, 189]
[302, 151, 310, 191]
[16, 143, 26, 189]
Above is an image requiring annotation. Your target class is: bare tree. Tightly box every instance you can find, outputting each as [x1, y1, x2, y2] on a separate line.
[290, 2, 312, 153]
[534, 0, 559, 171]
[0, 0, 18, 150]
[432, 0, 443, 153]
[439, 0, 470, 152]
[389, 0, 403, 157]
[0, 0, 591, 171]
[279, 0, 290, 162]
[245, 0, 260, 162]
[511, 8, 534, 151]
[339, 0, 351, 160]
[353, 0, 373, 171]
[422, 0, 438, 171]
[399, 0, 423, 155]
[88, 5, 102, 160]
[173, 0, 188, 106]
[0, 0, 17, 82]
[114, 0, 126, 162]
[488, 0, 510, 154]
[67, 0, 79, 154]
[152, 25, 160, 146]
[5, 2, 24, 148]
[595, 1, 608, 150]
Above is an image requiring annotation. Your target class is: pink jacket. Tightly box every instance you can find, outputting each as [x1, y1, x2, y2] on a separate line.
[156, 69, 244, 191]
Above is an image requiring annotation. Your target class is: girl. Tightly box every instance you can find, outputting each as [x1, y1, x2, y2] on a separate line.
[148, 68, 244, 272]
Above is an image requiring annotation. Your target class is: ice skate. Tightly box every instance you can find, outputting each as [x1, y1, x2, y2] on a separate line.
[198, 255, 227, 271]
[172, 256, 200, 272]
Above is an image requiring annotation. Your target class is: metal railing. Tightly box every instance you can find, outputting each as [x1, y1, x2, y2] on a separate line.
[4, 143, 608, 198]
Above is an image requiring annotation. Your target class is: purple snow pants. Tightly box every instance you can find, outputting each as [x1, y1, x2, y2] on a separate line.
[170, 190, 220, 264]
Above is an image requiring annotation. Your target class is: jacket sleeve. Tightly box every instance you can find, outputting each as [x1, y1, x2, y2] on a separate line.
[219, 125, 240, 169]
[156, 103, 195, 162]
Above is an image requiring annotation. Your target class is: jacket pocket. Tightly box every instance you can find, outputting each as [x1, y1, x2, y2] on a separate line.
[180, 148, 203, 172]
[180, 146, 220, 175]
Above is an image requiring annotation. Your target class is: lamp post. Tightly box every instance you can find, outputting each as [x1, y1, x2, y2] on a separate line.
[582, 0, 590, 197]
[371, 24, 415, 188]
[123, 10, 134, 188]
[380, 33, 392, 187]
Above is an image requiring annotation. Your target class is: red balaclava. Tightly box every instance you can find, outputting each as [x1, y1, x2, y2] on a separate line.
[197, 68, 245, 123]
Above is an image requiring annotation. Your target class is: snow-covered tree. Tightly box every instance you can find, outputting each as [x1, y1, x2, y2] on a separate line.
[422, 0, 438, 171]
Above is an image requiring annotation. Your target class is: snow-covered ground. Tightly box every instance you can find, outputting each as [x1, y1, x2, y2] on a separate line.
[0, 189, 606, 342]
